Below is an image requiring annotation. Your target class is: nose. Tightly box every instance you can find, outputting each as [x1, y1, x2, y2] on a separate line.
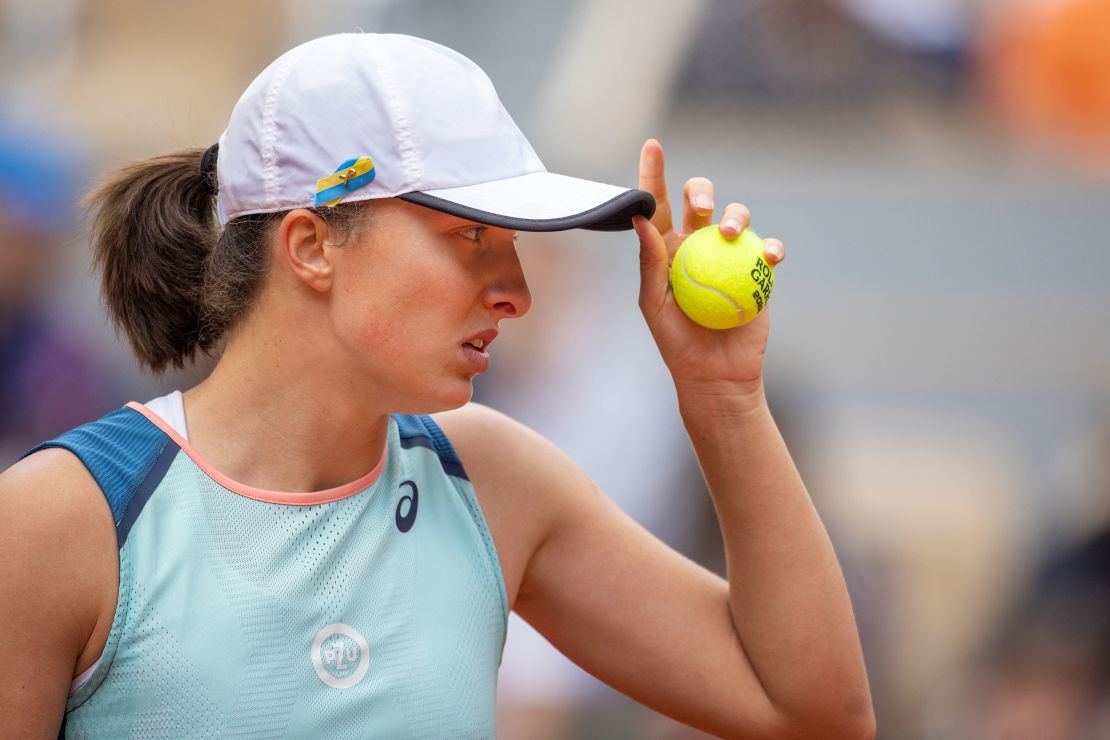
[482, 238, 532, 320]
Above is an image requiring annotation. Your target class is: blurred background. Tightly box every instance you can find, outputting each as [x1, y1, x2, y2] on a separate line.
[2, 0, 1109, 737]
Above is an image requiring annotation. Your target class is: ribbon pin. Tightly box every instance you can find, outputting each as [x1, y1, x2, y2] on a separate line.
[315, 156, 376, 207]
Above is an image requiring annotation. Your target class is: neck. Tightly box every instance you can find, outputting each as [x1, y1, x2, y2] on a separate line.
[181, 316, 390, 495]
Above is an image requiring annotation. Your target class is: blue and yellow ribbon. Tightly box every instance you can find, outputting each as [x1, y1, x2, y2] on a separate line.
[315, 156, 376, 207]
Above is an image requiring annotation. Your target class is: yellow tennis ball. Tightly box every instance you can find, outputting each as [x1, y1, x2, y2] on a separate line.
[670, 224, 774, 329]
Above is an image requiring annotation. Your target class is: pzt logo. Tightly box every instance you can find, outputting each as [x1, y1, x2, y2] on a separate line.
[311, 623, 370, 689]
[396, 480, 418, 533]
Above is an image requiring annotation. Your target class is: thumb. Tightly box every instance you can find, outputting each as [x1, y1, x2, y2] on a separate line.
[632, 215, 669, 319]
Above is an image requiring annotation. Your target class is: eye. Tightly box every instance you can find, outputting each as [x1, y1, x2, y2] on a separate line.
[459, 226, 487, 242]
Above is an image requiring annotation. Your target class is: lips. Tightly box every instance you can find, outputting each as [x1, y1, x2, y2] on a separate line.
[460, 328, 497, 374]
[461, 328, 498, 352]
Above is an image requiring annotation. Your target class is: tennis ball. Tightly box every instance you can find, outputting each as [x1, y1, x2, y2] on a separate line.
[670, 224, 774, 330]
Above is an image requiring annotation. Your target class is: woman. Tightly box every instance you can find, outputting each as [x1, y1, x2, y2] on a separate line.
[0, 33, 872, 738]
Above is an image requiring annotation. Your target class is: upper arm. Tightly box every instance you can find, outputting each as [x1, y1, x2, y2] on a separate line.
[0, 449, 117, 738]
[436, 404, 781, 739]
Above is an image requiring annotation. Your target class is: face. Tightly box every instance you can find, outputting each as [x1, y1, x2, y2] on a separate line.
[323, 199, 532, 414]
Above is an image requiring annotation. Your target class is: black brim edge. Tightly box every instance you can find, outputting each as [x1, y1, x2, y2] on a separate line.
[398, 188, 656, 232]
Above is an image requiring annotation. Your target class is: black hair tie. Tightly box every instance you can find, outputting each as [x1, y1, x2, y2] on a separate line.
[200, 143, 219, 195]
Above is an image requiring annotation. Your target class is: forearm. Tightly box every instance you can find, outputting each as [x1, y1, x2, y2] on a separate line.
[677, 380, 872, 736]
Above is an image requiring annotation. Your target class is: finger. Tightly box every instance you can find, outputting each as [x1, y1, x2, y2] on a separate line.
[638, 139, 675, 236]
[763, 237, 785, 265]
[632, 214, 670, 319]
[681, 177, 715, 236]
[716, 202, 752, 240]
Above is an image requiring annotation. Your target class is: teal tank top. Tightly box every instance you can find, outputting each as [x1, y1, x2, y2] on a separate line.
[23, 402, 508, 738]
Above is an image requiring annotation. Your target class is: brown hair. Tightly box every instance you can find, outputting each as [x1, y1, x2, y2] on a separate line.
[85, 148, 365, 374]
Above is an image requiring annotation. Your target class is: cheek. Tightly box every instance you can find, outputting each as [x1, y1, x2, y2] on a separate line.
[326, 232, 487, 395]
[338, 282, 474, 410]
[333, 280, 407, 364]
[331, 258, 453, 367]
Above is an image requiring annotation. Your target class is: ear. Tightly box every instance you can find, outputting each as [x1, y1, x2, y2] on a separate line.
[278, 209, 334, 292]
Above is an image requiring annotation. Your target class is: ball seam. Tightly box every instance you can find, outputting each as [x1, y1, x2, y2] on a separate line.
[680, 248, 743, 322]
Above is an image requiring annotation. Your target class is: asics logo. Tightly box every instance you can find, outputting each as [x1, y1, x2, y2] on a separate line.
[396, 480, 418, 533]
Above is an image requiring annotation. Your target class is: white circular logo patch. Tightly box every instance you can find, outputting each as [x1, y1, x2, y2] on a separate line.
[311, 623, 370, 689]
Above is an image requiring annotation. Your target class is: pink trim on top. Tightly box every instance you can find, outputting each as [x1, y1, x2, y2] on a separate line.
[125, 401, 388, 506]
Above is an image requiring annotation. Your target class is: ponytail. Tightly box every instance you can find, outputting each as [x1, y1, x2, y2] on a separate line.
[86, 149, 372, 375]
[86, 149, 219, 374]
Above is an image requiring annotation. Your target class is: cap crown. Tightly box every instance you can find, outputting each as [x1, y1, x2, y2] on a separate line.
[216, 33, 545, 223]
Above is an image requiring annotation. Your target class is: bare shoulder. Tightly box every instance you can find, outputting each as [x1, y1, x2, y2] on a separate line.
[431, 402, 588, 523]
[0, 448, 118, 729]
[432, 402, 574, 482]
[0, 446, 113, 537]
[0, 447, 118, 637]
[2, 444, 102, 502]
[432, 403, 592, 609]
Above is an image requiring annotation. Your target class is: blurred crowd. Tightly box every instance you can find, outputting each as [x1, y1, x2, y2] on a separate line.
[2, 0, 1109, 738]
[0, 117, 119, 463]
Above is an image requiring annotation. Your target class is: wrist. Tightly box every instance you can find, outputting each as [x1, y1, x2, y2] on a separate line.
[675, 379, 768, 421]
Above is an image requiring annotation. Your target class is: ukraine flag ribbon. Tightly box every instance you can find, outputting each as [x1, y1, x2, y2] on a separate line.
[315, 156, 376, 207]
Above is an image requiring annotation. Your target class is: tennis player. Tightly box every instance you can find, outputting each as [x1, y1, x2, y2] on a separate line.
[0, 33, 873, 739]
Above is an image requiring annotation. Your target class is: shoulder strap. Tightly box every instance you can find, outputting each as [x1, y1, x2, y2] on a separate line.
[393, 414, 469, 481]
[21, 406, 179, 548]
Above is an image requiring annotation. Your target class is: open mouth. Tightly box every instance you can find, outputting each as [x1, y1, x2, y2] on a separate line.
[463, 338, 486, 351]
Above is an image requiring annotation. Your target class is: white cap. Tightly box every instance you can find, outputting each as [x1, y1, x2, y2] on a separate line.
[214, 33, 654, 231]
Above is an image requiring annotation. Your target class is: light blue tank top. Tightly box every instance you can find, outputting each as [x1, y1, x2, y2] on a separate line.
[23, 401, 508, 738]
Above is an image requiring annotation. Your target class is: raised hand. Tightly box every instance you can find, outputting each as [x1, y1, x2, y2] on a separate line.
[633, 139, 786, 398]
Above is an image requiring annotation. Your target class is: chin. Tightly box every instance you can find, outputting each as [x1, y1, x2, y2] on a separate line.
[392, 376, 475, 416]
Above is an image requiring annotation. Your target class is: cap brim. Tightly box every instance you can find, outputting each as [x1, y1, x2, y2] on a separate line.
[397, 171, 655, 232]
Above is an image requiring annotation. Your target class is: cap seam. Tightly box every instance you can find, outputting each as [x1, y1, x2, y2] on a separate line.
[260, 46, 308, 208]
[367, 38, 422, 187]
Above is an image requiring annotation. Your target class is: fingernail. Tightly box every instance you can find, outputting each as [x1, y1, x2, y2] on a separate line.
[722, 218, 741, 233]
[694, 194, 713, 211]
[766, 241, 784, 261]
